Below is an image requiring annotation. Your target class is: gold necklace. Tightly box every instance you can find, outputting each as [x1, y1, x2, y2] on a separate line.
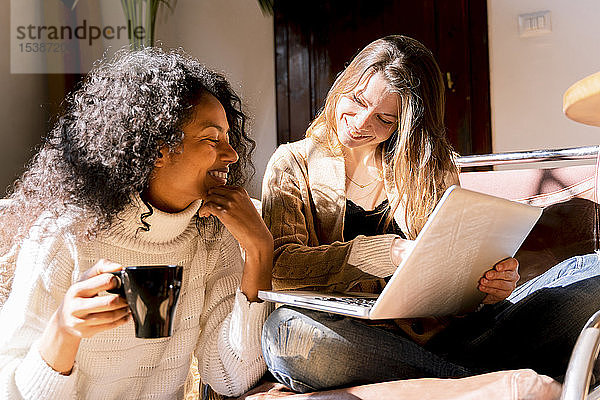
[345, 174, 382, 188]
[348, 180, 384, 201]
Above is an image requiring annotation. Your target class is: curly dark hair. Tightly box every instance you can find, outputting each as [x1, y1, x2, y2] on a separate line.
[0, 47, 255, 253]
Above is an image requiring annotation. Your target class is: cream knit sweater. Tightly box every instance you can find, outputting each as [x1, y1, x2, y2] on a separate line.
[0, 196, 272, 399]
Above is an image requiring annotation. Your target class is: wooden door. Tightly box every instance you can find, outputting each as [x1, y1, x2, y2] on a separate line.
[273, 0, 491, 156]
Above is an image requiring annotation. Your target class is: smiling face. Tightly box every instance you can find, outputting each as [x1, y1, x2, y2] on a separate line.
[335, 72, 400, 152]
[145, 93, 239, 213]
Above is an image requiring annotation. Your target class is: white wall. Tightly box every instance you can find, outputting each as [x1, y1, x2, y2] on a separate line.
[0, 1, 48, 195]
[488, 0, 600, 154]
[155, 0, 276, 197]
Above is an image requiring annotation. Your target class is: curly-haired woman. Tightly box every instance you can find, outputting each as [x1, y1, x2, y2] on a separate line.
[0, 48, 273, 399]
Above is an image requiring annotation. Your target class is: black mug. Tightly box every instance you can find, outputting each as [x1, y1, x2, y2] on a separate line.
[108, 265, 183, 339]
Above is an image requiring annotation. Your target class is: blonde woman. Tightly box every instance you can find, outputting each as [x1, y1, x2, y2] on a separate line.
[261, 35, 600, 392]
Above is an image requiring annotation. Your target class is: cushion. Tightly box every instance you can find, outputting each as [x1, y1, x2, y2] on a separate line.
[235, 369, 561, 400]
[459, 164, 598, 283]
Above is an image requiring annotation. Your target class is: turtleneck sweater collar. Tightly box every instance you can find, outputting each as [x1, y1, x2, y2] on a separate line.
[103, 194, 205, 249]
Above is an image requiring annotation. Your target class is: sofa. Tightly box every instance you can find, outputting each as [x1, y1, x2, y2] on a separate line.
[184, 148, 600, 400]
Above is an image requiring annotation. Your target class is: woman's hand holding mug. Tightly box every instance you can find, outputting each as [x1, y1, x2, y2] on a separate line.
[38, 260, 129, 374]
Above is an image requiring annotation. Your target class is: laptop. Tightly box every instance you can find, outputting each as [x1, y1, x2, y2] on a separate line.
[258, 185, 542, 319]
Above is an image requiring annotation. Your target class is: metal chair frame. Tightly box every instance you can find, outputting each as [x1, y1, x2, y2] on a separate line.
[562, 310, 600, 400]
[456, 145, 599, 168]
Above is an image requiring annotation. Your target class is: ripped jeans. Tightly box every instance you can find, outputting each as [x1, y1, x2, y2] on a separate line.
[261, 253, 600, 393]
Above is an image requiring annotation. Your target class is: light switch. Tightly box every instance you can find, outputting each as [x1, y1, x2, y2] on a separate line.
[518, 10, 552, 37]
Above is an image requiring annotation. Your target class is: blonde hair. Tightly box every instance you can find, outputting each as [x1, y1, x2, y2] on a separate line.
[307, 35, 457, 239]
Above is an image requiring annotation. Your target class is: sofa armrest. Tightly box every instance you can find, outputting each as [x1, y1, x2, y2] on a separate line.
[236, 370, 561, 400]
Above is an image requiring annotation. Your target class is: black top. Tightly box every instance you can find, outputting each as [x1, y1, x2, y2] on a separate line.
[343, 199, 406, 241]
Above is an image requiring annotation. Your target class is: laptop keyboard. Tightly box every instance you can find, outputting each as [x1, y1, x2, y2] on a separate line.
[315, 296, 376, 308]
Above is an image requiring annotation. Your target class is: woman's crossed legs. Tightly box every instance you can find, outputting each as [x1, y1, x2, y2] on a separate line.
[262, 253, 600, 392]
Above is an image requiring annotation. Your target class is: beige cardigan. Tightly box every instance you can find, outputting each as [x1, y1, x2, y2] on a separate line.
[261, 135, 415, 292]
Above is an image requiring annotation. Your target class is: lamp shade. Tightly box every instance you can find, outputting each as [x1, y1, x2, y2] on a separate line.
[563, 71, 600, 127]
